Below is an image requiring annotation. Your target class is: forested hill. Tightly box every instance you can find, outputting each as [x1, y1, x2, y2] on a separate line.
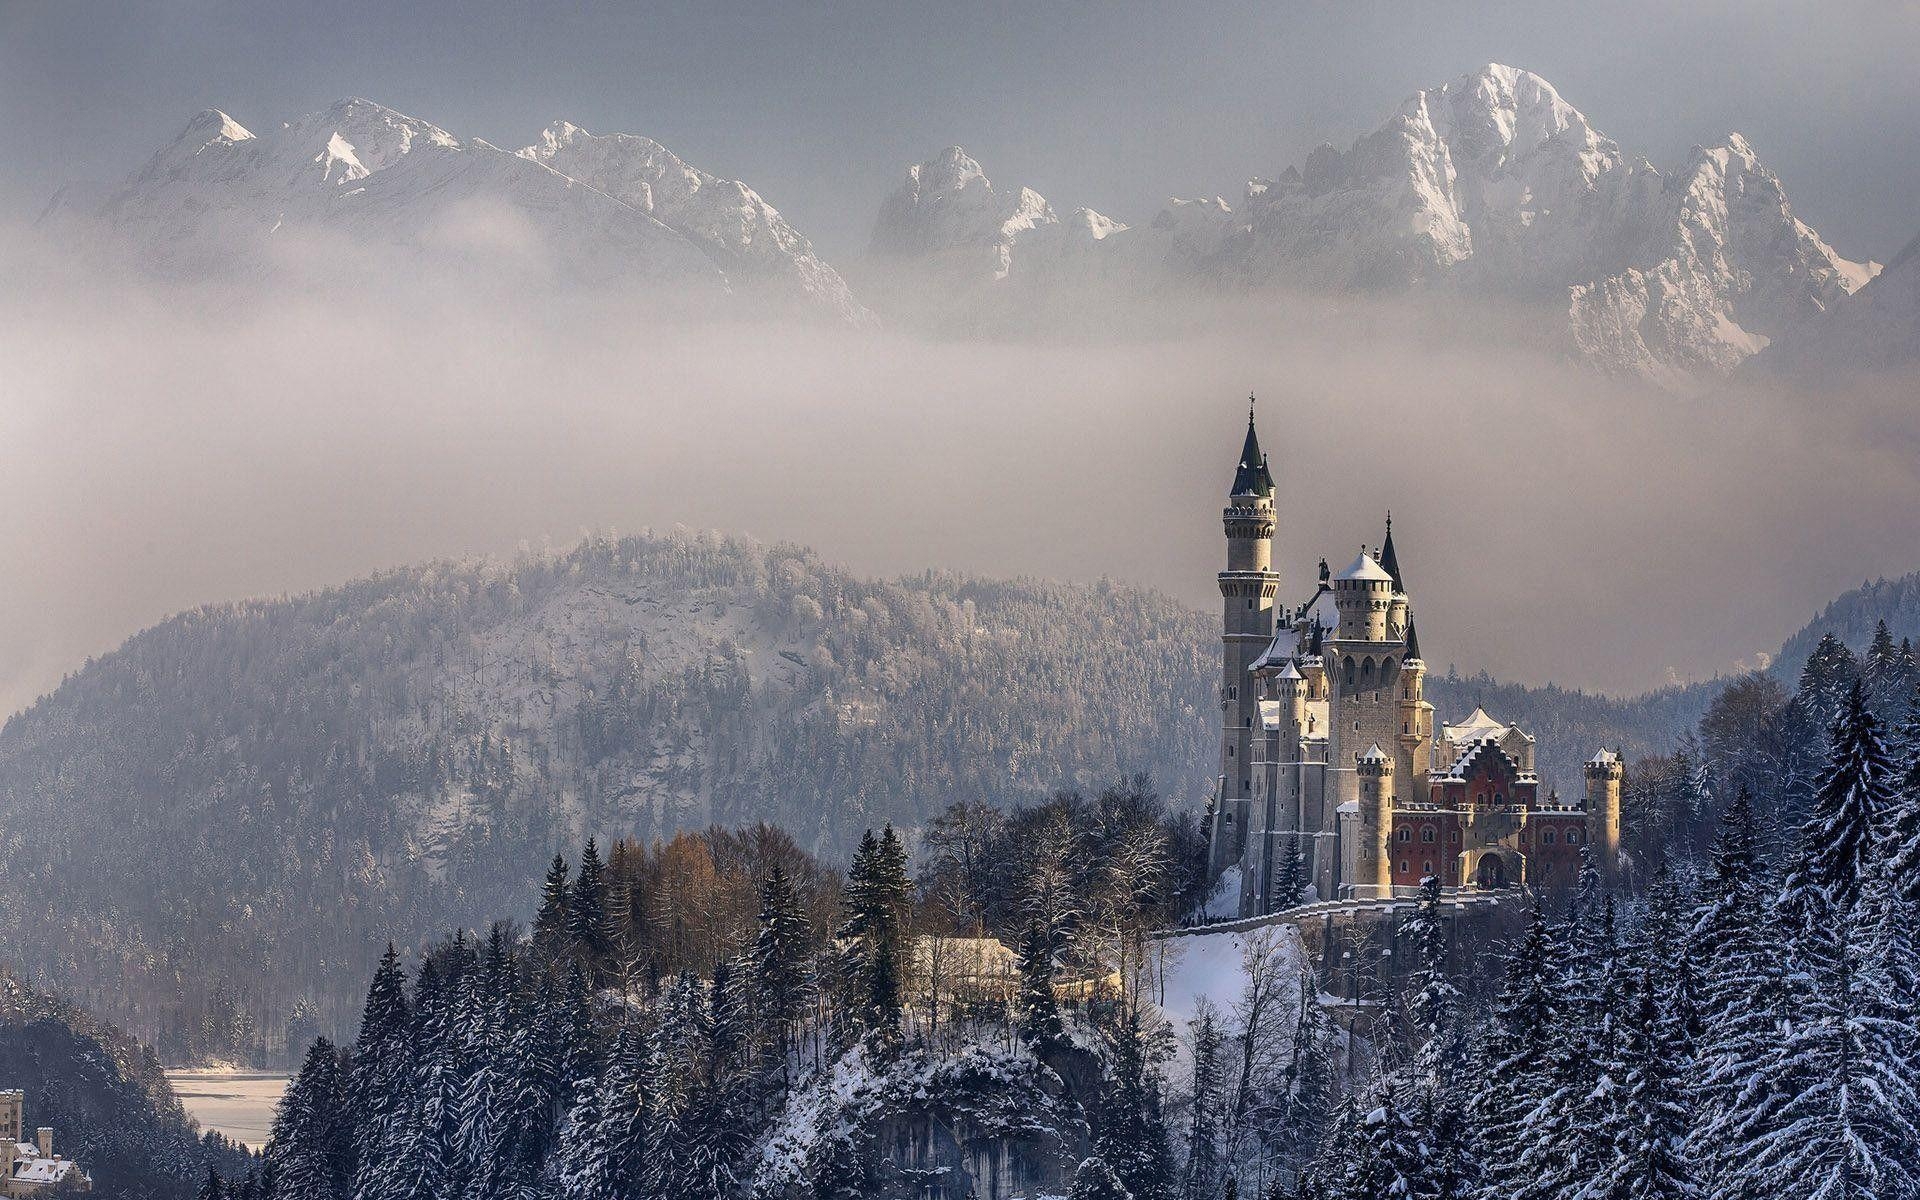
[0, 530, 1746, 1059]
[0, 971, 254, 1198]
[0, 532, 1215, 1058]
[1776, 569, 1920, 677]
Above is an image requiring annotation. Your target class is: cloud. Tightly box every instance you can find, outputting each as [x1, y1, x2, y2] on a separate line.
[3, 225, 1918, 718]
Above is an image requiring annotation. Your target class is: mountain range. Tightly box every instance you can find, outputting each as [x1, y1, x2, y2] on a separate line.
[39, 64, 1914, 384]
[869, 64, 1884, 385]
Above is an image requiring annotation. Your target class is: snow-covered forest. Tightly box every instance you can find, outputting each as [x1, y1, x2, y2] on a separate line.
[190, 633, 1920, 1199]
[0, 531, 1748, 1063]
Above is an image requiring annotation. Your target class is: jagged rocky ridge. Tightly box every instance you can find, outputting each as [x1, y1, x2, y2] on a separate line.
[870, 64, 1879, 385]
[43, 98, 869, 321]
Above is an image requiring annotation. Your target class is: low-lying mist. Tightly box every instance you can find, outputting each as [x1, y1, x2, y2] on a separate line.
[4, 226, 1918, 718]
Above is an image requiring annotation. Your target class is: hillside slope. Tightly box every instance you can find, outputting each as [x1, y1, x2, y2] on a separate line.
[0, 529, 1826, 1055]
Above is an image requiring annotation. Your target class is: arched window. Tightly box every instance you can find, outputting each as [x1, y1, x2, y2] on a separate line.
[1451, 829, 1461, 844]
[1399, 860, 1410, 875]
[1494, 792, 1504, 806]
[1382, 658, 1397, 686]
[1398, 827, 1412, 842]
[1568, 828, 1582, 845]
[1422, 860, 1434, 876]
[1343, 657, 1356, 686]
[1542, 828, 1557, 845]
[1361, 657, 1375, 685]
[1421, 827, 1436, 843]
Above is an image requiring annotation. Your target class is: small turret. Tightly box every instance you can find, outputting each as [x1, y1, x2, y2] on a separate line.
[1331, 549, 1393, 643]
[1355, 742, 1396, 897]
[1586, 749, 1624, 873]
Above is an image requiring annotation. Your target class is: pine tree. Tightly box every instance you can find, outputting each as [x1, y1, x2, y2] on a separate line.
[1271, 835, 1306, 909]
[1783, 680, 1898, 915]
[1405, 874, 1462, 1091]
[750, 863, 812, 1082]
[1744, 887, 1920, 1199]
[198, 1164, 227, 1200]
[346, 945, 412, 1200]
[1800, 632, 1863, 737]
[837, 826, 911, 1043]
[1096, 1003, 1175, 1200]
[555, 1064, 613, 1200]
[1346, 1079, 1428, 1200]
[1474, 907, 1561, 1200]
[569, 838, 613, 975]
[266, 1038, 350, 1200]
[1018, 918, 1066, 1050]
[1183, 1006, 1224, 1200]
[1590, 966, 1696, 1200]
[1866, 620, 1903, 713]
[532, 852, 572, 962]
[1884, 678, 1920, 903]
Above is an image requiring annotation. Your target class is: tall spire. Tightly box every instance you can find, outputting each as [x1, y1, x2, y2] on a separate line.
[1230, 394, 1276, 497]
[1378, 511, 1404, 591]
[1404, 616, 1421, 661]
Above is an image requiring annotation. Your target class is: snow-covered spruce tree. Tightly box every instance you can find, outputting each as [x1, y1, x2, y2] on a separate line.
[596, 1025, 647, 1200]
[1347, 1078, 1430, 1200]
[1472, 906, 1561, 1200]
[1782, 680, 1898, 916]
[1743, 885, 1920, 1200]
[554, 1059, 613, 1200]
[1590, 966, 1696, 1200]
[1296, 1096, 1361, 1200]
[568, 838, 614, 979]
[1800, 632, 1863, 739]
[198, 1163, 226, 1200]
[1095, 1001, 1176, 1200]
[1884, 678, 1920, 903]
[266, 1038, 350, 1200]
[1862, 619, 1918, 719]
[836, 825, 912, 1045]
[1184, 1002, 1225, 1200]
[1072, 1155, 1136, 1200]
[750, 861, 813, 1084]
[1019, 918, 1066, 1050]
[532, 853, 571, 963]
[344, 945, 410, 1200]
[1406, 874, 1464, 1091]
[1271, 836, 1307, 910]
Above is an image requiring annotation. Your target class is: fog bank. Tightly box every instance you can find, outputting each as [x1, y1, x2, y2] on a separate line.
[4, 234, 1917, 716]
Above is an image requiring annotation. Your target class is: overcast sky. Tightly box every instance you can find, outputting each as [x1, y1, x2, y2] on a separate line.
[3, 0, 1918, 261]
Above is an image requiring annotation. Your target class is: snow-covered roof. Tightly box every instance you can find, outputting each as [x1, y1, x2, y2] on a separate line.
[1259, 699, 1282, 729]
[1358, 742, 1390, 764]
[1250, 627, 1299, 671]
[1442, 706, 1509, 743]
[1302, 586, 1340, 632]
[1276, 661, 1303, 681]
[1587, 748, 1622, 767]
[1333, 552, 1393, 583]
[9, 1151, 82, 1186]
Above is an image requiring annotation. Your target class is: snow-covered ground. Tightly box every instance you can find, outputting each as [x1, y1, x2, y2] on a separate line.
[164, 1069, 288, 1150]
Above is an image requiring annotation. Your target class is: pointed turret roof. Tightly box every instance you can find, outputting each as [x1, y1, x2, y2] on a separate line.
[1379, 513, 1404, 591]
[1229, 396, 1275, 497]
[1404, 617, 1421, 660]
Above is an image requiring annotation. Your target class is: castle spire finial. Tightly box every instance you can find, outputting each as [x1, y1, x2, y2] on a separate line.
[1248, 392, 1257, 424]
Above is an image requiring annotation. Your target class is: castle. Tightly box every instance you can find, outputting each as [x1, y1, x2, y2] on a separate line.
[1204, 404, 1622, 917]
[0, 1092, 88, 1195]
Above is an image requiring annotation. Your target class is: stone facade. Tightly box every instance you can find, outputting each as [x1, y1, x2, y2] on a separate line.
[0, 1092, 88, 1195]
[1205, 408, 1621, 917]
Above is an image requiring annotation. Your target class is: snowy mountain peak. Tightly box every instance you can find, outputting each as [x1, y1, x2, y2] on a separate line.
[871, 146, 1059, 280]
[518, 120, 873, 322]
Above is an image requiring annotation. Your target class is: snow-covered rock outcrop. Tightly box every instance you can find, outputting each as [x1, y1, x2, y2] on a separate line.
[1749, 229, 1920, 379]
[519, 121, 871, 323]
[872, 64, 1878, 384]
[44, 99, 865, 320]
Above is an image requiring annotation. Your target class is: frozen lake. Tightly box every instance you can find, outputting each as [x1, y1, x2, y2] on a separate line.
[165, 1070, 289, 1150]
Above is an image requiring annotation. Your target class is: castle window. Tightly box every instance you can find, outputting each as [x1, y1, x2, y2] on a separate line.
[1494, 793, 1504, 806]
[1362, 657, 1375, 685]
[1423, 860, 1434, 876]
[1542, 829, 1557, 845]
[1451, 830, 1461, 844]
[1398, 827, 1412, 842]
[1421, 827, 1436, 843]
[1343, 657, 1356, 686]
[1568, 829, 1582, 845]
[1399, 860, 1410, 875]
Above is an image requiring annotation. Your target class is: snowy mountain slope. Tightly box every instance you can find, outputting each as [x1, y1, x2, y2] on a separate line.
[44, 99, 866, 319]
[1749, 229, 1920, 378]
[872, 64, 1877, 383]
[520, 121, 872, 322]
